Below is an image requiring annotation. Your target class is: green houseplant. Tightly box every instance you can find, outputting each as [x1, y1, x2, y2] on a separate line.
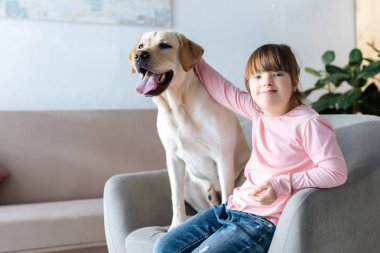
[304, 44, 380, 115]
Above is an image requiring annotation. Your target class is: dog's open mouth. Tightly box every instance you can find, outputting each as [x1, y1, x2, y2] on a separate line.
[135, 68, 174, 97]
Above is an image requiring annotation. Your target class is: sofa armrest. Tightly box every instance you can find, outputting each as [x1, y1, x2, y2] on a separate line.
[269, 164, 380, 253]
[104, 169, 172, 253]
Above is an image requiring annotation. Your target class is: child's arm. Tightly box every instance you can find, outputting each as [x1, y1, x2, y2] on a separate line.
[251, 181, 278, 205]
[194, 59, 255, 119]
[270, 116, 348, 197]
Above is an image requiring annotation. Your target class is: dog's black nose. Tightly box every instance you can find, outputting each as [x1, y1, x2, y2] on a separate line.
[135, 51, 150, 60]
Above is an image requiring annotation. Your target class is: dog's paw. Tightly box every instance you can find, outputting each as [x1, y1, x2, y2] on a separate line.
[169, 216, 187, 231]
[168, 222, 180, 231]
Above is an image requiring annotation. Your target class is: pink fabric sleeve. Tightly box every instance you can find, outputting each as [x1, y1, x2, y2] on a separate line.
[194, 59, 255, 119]
[270, 116, 348, 197]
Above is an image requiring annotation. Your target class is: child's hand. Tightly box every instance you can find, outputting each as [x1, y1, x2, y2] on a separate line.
[251, 180, 278, 205]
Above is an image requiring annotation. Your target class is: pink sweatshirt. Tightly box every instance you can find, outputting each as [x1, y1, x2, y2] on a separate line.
[194, 60, 347, 225]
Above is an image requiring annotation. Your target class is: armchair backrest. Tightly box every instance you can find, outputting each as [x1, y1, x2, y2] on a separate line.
[324, 114, 380, 182]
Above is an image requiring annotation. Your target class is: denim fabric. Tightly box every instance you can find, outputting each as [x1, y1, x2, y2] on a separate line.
[154, 204, 276, 253]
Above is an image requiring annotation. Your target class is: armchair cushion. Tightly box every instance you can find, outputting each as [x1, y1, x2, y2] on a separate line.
[125, 227, 168, 253]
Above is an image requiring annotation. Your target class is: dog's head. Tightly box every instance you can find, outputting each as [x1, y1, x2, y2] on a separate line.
[129, 31, 204, 97]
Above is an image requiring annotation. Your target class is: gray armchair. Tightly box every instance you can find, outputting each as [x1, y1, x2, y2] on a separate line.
[104, 114, 380, 253]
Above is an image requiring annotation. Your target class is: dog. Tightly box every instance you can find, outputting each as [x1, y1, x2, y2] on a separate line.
[129, 31, 250, 230]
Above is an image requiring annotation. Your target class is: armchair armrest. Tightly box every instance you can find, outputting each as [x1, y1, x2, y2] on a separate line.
[269, 118, 380, 252]
[104, 169, 172, 253]
[269, 165, 380, 253]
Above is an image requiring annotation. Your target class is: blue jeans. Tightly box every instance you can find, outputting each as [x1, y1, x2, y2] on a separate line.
[154, 204, 276, 253]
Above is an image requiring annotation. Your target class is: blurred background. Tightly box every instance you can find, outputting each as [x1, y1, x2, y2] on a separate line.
[0, 0, 377, 111]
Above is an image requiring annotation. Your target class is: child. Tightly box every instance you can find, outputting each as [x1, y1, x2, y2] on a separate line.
[154, 44, 347, 253]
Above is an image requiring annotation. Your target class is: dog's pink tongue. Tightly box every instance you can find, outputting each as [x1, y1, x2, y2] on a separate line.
[135, 72, 160, 95]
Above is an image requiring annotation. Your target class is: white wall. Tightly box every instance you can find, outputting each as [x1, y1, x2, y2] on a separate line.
[0, 0, 356, 110]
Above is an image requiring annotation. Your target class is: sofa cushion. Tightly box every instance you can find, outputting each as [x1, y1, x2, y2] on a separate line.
[125, 226, 168, 253]
[0, 198, 105, 253]
[0, 110, 165, 205]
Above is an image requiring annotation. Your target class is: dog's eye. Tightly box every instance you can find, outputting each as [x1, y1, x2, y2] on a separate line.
[138, 44, 144, 49]
[159, 43, 172, 49]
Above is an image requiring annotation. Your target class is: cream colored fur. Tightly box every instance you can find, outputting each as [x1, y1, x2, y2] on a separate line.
[130, 31, 250, 230]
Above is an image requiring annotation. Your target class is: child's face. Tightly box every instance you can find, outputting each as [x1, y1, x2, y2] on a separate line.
[249, 71, 297, 116]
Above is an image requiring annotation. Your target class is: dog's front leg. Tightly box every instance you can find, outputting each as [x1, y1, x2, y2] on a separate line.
[166, 153, 187, 230]
[216, 156, 235, 204]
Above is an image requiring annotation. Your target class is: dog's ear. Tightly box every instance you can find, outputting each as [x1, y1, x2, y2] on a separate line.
[129, 41, 139, 74]
[176, 33, 204, 72]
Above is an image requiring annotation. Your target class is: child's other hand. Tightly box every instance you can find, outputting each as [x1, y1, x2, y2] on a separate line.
[251, 180, 278, 205]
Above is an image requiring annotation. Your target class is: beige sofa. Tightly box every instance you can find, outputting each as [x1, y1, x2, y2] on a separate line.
[0, 110, 164, 253]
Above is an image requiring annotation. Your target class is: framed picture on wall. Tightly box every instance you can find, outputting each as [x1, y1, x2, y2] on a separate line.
[0, 0, 172, 27]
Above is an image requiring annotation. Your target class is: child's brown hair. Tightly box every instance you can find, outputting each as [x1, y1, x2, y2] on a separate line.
[244, 44, 306, 104]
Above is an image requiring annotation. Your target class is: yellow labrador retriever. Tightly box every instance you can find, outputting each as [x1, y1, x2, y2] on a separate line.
[129, 31, 250, 229]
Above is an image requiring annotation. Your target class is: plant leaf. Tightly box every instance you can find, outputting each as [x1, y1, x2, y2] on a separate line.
[318, 108, 342, 114]
[337, 88, 362, 109]
[349, 48, 363, 65]
[335, 80, 345, 88]
[303, 88, 315, 96]
[322, 51, 335, 65]
[322, 73, 350, 84]
[312, 93, 341, 112]
[357, 61, 380, 79]
[304, 67, 322, 77]
[325, 64, 350, 75]
[315, 79, 326, 89]
[357, 78, 368, 87]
